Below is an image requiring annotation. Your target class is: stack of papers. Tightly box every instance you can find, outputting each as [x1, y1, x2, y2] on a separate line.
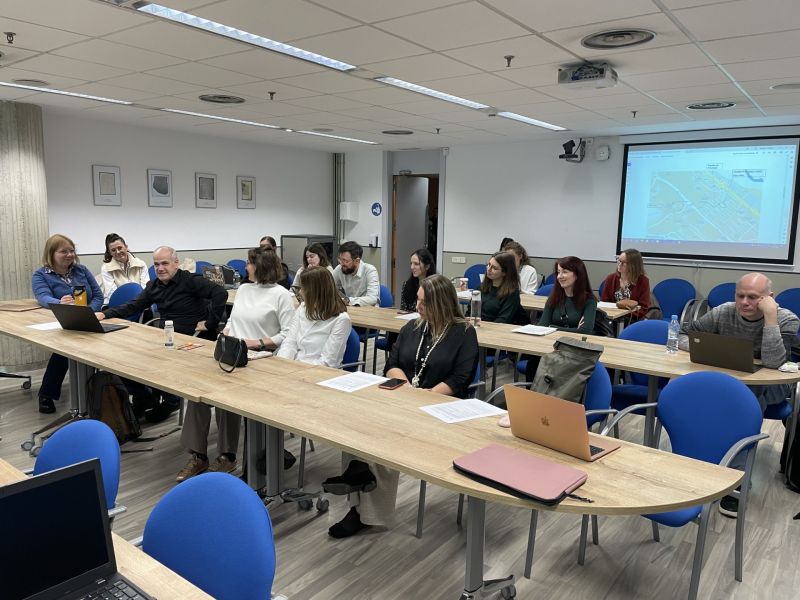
[420, 399, 507, 423]
[597, 301, 619, 310]
[512, 324, 557, 336]
[396, 312, 420, 320]
[317, 371, 388, 392]
[27, 322, 62, 331]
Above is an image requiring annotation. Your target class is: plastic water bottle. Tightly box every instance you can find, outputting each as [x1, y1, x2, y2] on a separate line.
[666, 314, 679, 354]
[232, 270, 241, 289]
[164, 320, 175, 349]
[470, 290, 482, 327]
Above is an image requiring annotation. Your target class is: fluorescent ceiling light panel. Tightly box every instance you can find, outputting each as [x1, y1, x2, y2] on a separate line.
[137, 3, 357, 71]
[296, 130, 378, 145]
[0, 81, 132, 105]
[160, 108, 282, 128]
[375, 77, 489, 110]
[497, 111, 566, 131]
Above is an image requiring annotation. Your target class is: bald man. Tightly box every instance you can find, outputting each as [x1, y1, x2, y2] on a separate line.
[679, 272, 799, 517]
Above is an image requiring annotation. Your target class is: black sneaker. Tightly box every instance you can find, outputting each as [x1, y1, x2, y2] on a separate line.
[38, 396, 56, 414]
[322, 464, 377, 496]
[328, 507, 371, 539]
[719, 494, 738, 518]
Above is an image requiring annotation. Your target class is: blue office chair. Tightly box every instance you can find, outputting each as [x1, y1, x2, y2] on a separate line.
[464, 264, 486, 290]
[148, 265, 156, 281]
[286, 271, 294, 287]
[544, 272, 556, 286]
[342, 328, 365, 372]
[652, 278, 696, 323]
[776, 287, 800, 317]
[585, 372, 767, 600]
[195, 260, 213, 274]
[597, 279, 606, 298]
[108, 282, 145, 321]
[708, 282, 736, 308]
[142, 473, 276, 600]
[535, 283, 553, 297]
[584, 361, 614, 430]
[227, 259, 247, 278]
[372, 285, 396, 373]
[33, 420, 122, 513]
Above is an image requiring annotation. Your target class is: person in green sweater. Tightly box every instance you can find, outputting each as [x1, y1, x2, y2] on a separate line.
[526, 256, 597, 380]
[480, 251, 522, 323]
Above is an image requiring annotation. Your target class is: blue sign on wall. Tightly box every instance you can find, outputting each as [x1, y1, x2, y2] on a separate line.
[371, 202, 382, 216]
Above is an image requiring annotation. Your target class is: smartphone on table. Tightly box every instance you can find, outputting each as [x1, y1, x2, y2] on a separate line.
[379, 378, 406, 390]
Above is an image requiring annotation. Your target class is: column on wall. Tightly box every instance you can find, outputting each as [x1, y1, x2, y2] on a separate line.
[0, 101, 49, 369]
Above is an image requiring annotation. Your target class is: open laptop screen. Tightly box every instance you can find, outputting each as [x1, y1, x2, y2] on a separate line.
[0, 460, 113, 600]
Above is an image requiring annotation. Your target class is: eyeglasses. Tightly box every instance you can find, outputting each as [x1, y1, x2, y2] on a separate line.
[56, 248, 76, 255]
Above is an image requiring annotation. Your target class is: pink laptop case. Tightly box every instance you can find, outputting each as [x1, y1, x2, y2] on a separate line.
[453, 444, 588, 505]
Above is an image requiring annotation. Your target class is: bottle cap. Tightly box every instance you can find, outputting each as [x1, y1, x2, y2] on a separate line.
[165, 320, 174, 326]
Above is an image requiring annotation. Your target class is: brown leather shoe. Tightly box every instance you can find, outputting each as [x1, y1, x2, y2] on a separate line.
[176, 455, 209, 482]
[208, 455, 237, 474]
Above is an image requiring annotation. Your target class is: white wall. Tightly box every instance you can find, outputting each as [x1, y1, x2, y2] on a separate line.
[42, 109, 333, 255]
[342, 150, 384, 247]
[391, 149, 441, 175]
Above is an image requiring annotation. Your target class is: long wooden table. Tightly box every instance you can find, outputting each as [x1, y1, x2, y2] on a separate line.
[0, 459, 212, 599]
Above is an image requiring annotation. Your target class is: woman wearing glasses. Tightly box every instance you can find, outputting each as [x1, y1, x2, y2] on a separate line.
[99, 233, 149, 304]
[32, 234, 103, 413]
[600, 248, 650, 321]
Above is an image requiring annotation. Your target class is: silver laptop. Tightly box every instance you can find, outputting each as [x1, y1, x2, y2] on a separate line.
[688, 330, 758, 373]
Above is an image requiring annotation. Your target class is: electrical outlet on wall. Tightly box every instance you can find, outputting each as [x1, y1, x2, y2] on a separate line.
[451, 256, 466, 264]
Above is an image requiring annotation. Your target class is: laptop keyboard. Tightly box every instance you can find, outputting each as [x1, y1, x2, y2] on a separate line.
[80, 578, 148, 600]
[589, 444, 605, 456]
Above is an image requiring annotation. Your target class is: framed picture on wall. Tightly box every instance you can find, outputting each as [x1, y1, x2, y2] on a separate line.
[92, 165, 121, 206]
[236, 175, 255, 209]
[147, 168, 172, 208]
[195, 172, 217, 208]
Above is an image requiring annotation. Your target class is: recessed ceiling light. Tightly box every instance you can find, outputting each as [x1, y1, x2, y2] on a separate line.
[12, 78, 50, 87]
[375, 77, 490, 110]
[199, 94, 245, 104]
[0, 81, 132, 105]
[770, 83, 800, 91]
[496, 111, 566, 131]
[686, 101, 736, 110]
[581, 29, 656, 49]
[160, 108, 281, 128]
[296, 130, 378, 145]
[382, 130, 414, 135]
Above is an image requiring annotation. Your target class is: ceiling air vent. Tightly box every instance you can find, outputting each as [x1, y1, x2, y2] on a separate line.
[686, 101, 736, 110]
[199, 94, 245, 104]
[581, 29, 656, 49]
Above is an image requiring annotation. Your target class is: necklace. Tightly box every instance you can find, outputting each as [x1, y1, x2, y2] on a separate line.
[412, 323, 450, 388]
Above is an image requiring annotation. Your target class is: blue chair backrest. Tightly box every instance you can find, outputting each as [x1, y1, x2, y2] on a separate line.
[544, 273, 556, 286]
[286, 272, 294, 287]
[464, 264, 486, 290]
[652, 278, 695, 319]
[342, 328, 361, 371]
[378, 284, 394, 308]
[598, 280, 606, 298]
[535, 284, 553, 297]
[707, 282, 736, 309]
[195, 260, 213, 274]
[227, 259, 247, 278]
[584, 361, 612, 428]
[143, 473, 275, 600]
[108, 282, 145, 321]
[148, 265, 156, 281]
[776, 288, 800, 317]
[33, 420, 121, 509]
[619, 320, 669, 387]
[658, 372, 762, 464]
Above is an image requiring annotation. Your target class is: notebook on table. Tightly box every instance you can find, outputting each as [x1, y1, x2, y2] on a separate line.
[688, 330, 758, 373]
[0, 459, 154, 600]
[505, 385, 620, 462]
[50, 303, 128, 334]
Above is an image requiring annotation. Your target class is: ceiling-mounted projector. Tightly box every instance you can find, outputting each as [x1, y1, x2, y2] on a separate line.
[557, 63, 618, 89]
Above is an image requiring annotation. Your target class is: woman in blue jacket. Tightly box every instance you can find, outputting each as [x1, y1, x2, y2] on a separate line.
[32, 234, 103, 413]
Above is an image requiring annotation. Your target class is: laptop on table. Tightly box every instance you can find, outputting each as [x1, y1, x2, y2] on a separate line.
[0, 459, 154, 600]
[504, 385, 621, 462]
[688, 330, 758, 373]
[50, 304, 128, 334]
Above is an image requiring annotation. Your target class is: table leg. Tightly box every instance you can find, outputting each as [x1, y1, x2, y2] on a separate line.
[478, 347, 487, 385]
[246, 419, 265, 491]
[644, 376, 658, 447]
[68, 359, 92, 414]
[265, 424, 284, 497]
[460, 497, 515, 599]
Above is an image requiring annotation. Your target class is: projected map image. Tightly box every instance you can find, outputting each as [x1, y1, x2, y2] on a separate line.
[646, 169, 764, 242]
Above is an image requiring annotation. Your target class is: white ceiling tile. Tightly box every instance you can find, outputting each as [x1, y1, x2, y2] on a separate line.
[751, 93, 800, 108]
[0, 0, 151, 36]
[228, 101, 321, 117]
[684, 107, 762, 120]
[763, 106, 800, 116]
[364, 54, 480, 81]
[288, 95, 370, 111]
[0, 67, 87, 89]
[724, 57, 800, 82]
[11, 54, 131, 81]
[659, 0, 736, 9]
[612, 113, 692, 125]
[0, 46, 40, 68]
[53, 39, 186, 71]
[82, 105, 162, 119]
[146, 62, 261, 87]
[385, 98, 474, 116]
[194, 0, 358, 43]
[14, 91, 107, 110]
[0, 18, 87, 52]
[672, 0, 800, 41]
[495, 63, 564, 88]
[595, 104, 681, 119]
[569, 92, 663, 109]
[469, 87, 554, 107]
[336, 86, 429, 105]
[333, 105, 431, 122]
[601, 44, 713, 76]
[418, 73, 522, 97]
[63, 83, 162, 103]
[484, 0, 659, 33]
[739, 77, 800, 96]
[701, 30, 800, 64]
[502, 101, 586, 116]
[221, 81, 320, 101]
[98, 73, 205, 96]
[443, 35, 575, 70]
[0, 86, 36, 101]
[532, 83, 635, 100]
[649, 83, 743, 103]
[623, 66, 730, 90]
[275, 71, 381, 94]
[313, 0, 466, 23]
[202, 50, 325, 80]
[375, 2, 528, 51]
[104, 22, 247, 61]
[291, 27, 428, 65]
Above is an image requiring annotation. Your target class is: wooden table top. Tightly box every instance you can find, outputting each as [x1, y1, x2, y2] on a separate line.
[0, 459, 213, 600]
[520, 294, 634, 320]
[201, 364, 742, 516]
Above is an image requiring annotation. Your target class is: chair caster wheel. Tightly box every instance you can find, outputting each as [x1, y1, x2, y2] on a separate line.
[316, 498, 329, 512]
[500, 585, 516, 599]
[298, 499, 313, 511]
[21, 440, 34, 452]
[31, 446, 41, 457]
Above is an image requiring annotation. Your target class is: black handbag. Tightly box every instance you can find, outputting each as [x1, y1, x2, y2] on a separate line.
[214, 333, 248, 372]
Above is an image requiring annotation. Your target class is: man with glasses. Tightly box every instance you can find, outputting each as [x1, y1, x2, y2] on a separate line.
[333, 241, 380, 306]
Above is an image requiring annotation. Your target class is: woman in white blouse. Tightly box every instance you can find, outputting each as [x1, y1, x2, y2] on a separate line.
[292, 243, 334, 288]
[277, 266, 351, 367]
[100, 233, 149, 303]
[502, 240, 538, 294]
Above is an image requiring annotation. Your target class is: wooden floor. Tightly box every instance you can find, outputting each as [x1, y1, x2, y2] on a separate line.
[1, 354, 799, 600]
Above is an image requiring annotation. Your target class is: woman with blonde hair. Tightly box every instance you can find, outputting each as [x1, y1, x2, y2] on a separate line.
[600, 248, 650, 321]
[322, 273, 479, 538]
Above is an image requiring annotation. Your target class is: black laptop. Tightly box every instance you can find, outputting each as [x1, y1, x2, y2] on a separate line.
[0, 459, 153, 600]
[688, 330, 759, 373]
[49, 304, 128, 334]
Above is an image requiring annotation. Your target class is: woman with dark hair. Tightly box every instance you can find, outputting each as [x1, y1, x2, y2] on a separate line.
[480, 251, 522, 323]
[99, 233, 149, 303]
[322, 274, 478, 538]
[600, 248, 650, 321]
[502, 241, 538, 295]
[293, 243, 333, 287]
[400, 248, 436, 311]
